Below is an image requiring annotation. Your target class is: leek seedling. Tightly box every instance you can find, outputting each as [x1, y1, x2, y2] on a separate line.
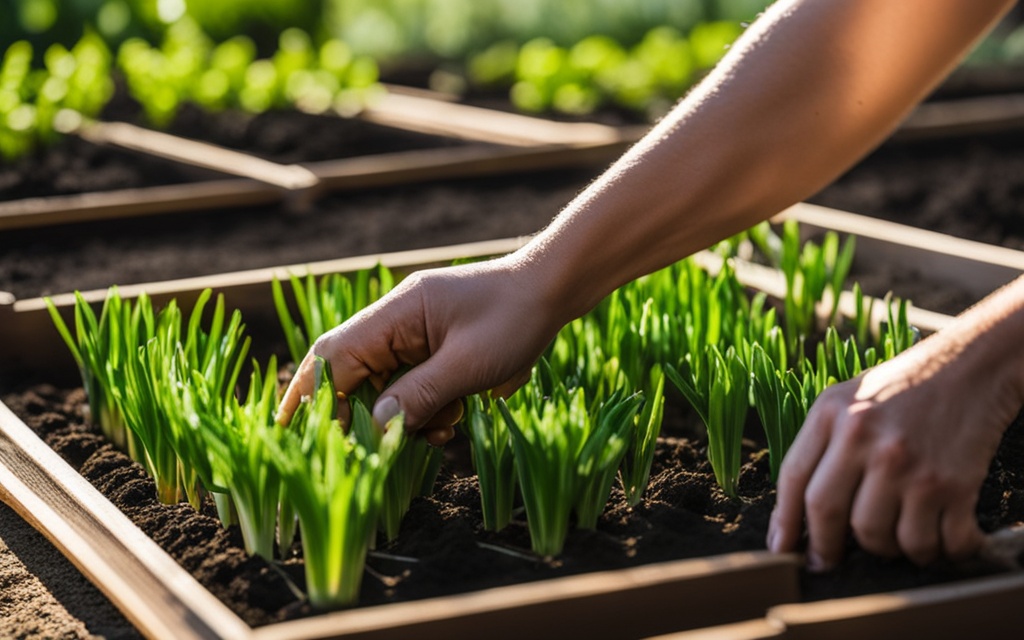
[266, 372, 404, 609]
[195, 357, 283, 559]
[157, 290, 250, 520]
[46, 289, 138, 454]
[275, 271, 437, 541]
[750, 343, 815, 481]
[618, 366, 665, 507]
[668, 345, 749, 498]
[348, 377, 443, 542]
[779, 220, 855, 355]
[464, 395, 517, 532]
[497, 367, 642, 555]
[272, 266, 394, 366]
[117, 298, 185, 504]
[574, 390, 644, 529]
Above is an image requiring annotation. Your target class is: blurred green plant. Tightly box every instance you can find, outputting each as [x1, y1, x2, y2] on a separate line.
[118, 20, 380, 128]
[0, 32, 113, 160]
[470, 21, 742, 120]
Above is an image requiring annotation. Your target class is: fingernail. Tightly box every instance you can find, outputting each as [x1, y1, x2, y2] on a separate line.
[373, 396, 401, 428]
[767, 526, 777, 552]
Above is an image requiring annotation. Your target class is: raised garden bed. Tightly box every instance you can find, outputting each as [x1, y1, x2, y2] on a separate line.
[3, 209, 1024, 637]
[5, 81, 1024, 635]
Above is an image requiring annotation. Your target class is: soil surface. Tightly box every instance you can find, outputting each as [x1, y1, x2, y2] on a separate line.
[3, 383, 1019, 633]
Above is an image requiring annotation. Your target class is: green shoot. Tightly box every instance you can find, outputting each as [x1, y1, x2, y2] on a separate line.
[347, 375, 443, 542]
[668, 345, 749, 498]
[750, 342, 814, 481]
[266, 364, 404, 609]
[116, 297, 184, 504]
[618, 366, 665, 507]
[194, 357, 282, 559]
[779, 220, 855, 356]
[574, 389, 644, 529]
[272, 266, 394, 366]
[464, 395, 517, 532]
[45, 290, 137, 455]
[497, 365, 641, 555]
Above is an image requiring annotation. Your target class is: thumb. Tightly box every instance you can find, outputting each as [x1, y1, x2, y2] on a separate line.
[372, 352, 467, 430]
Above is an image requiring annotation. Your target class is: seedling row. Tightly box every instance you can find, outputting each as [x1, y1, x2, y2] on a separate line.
[39, 219, 920, 611]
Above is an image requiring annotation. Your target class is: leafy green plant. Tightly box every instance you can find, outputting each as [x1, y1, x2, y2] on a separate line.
[1, 32, 113, 160]
[464, 395, 517, 532]
[266, 358, 404, 609]
[188, 356, 283, 559]
[470, 21, 742, 120]
[667, 345, 749, 498]
[497, 364, 642, 555]
[618, 366, 665, 506]
[45, 289, 139, 456]
[118, 20, 381, 128]
[272, 266, 394, 366]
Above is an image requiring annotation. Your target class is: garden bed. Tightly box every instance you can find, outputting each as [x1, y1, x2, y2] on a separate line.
[2, 215, 1023, 637]
[5, 89, 1024, 636]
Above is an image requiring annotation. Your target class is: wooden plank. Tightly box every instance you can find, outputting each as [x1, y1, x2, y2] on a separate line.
[0, 228, 960, 377]
[767, 571, 1024, 639]
[895, 93, 1024, 141]
[0, 142, 627, 232]
[250, 553, 799, 640]
[648, 618, 786, 640]
[360, 91, 641, 147]
[779, 202, 1024, 300]
[311, 141, 632, 191]
[0, 238, 532, 376]
[0, 402, 253, 640]
[0, 179, 282, 230]
[76, 120, 320, 190]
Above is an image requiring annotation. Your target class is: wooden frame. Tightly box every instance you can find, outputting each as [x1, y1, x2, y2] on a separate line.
[3, 207, 1023, 638]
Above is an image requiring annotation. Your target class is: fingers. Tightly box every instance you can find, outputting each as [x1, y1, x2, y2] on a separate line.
[276, 354, 317, 425]
[849, 468, 901, 558]
[374, 348, 473, 430]
[897, 483, 944, 566]
[941, 498, 984, 561]
[769, 401, 835, 554]
[802, 435, 864, 571]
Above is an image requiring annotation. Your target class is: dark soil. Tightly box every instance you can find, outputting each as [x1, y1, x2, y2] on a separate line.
[2, 382, 1020, 627]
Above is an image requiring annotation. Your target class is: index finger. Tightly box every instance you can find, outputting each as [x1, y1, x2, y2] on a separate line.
[276, 353, 319, 425]
[769, 399, 836, 553]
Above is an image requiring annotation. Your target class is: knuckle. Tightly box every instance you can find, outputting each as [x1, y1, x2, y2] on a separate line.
[902, 536, 940, 566]
[945, 529, 981, 561]
[872, 437, 913, 475]
[407, 376, 445, 419]
[805, 488, 845, 527]
[835, 411, 874, 447]
[851, 518, 896, 556]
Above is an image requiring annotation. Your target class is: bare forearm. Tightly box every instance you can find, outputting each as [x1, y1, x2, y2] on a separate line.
[513, 0, 1013, 325]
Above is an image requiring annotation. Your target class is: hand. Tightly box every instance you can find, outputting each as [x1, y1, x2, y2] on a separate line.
[768, 325, 1023, 570]
[276, 257, 564, 445]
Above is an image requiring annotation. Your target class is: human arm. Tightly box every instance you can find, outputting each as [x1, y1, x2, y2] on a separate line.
[278, 0, 1014, 433]
[769, 276, 1024, 569]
